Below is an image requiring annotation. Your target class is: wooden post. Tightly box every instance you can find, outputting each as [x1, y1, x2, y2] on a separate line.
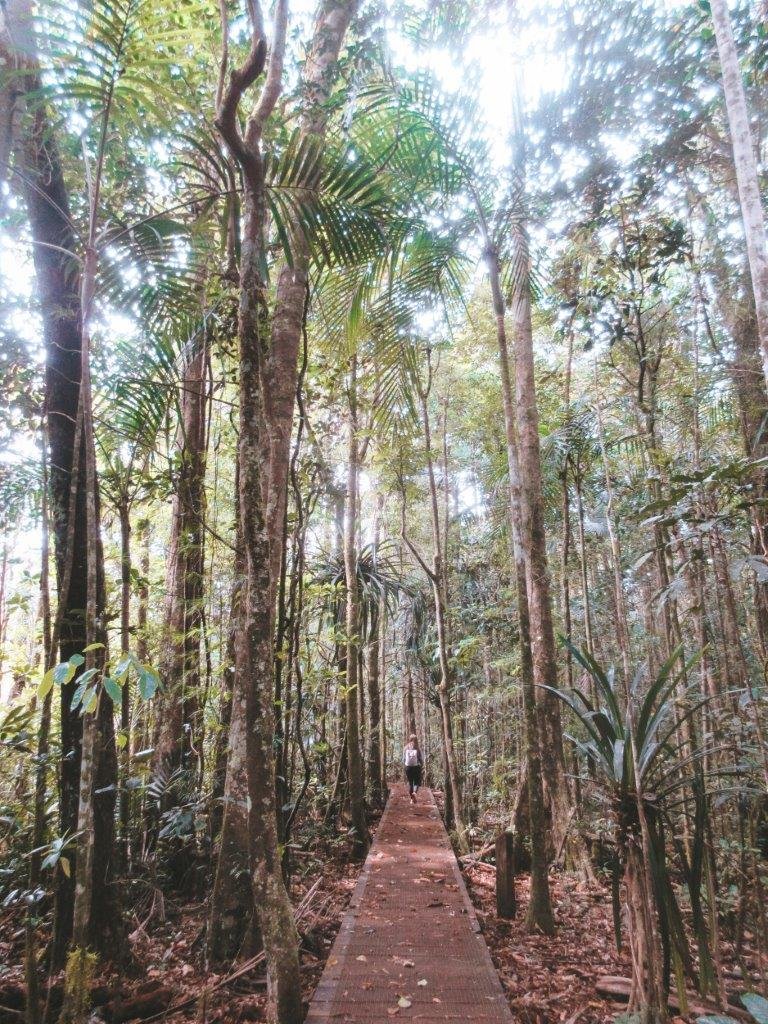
[495, 831, 516, 918]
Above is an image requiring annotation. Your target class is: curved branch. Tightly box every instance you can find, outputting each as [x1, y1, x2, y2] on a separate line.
[214, 26, 267, 184]
[250, 0, 288, 138]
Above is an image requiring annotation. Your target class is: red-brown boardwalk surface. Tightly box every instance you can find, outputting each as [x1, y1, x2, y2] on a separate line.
[305, 784, 514, 1024]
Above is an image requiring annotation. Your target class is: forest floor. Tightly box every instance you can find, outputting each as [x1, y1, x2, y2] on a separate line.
[463, 863, 628, 1024]
[463, 860, 767, 1024]
[1, 799, 765, 1024]
[0, 829, 372, 1024]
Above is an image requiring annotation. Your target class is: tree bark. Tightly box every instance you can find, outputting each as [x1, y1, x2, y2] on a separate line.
[1, 0, 120, 965]
[118, 499, 131, 870]
[262, 0, 358, 607]
[366, 494, 384, 808]
[214, 5, 302, 1015]
[209, 0, 357, 952]
[207, 544, 260, 964]
[710, 0, 768, 389]
[343, 355, 370, 858]
[152, 339, 209, 802]
[366, 598, 384, 808]
[412, 364, 468, 851]
[508, 217, 574, 858]
[61, 158, 119, 1019]
[483, 237, 554, 934]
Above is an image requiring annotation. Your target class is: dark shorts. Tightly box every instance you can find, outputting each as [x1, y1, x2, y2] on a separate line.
[405, 765, 422, 789]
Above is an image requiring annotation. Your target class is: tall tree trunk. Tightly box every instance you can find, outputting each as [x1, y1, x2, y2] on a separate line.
[366, 494, 384, 808]
[152, 340, 209, 818]
[343, 355, 369, 857]
[61, 163, 117, 1020]
[262, 0, 358, 605]
[482, 234, 555, 934]
[207, 544, 260, 964]
[506, 184, 576, 871]
[710, 0, 768, 387]
[411, 364, 467, 851]
[1, 0, 119, 964]
[26, 436, 53, 1024]
[135, 518, 150, 664]
[209, 0, 357, 955]
[118, 498, 131, 870]
[214, 5, 302, 1015]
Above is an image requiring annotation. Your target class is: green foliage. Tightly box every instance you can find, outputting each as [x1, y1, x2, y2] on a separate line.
[547, 643, 704, 796]
[741, 994, 768, 1024]
[38, 648, 158, 714]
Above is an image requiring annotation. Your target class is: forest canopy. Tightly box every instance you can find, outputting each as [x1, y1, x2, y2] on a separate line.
[0, 1, 767, 1024]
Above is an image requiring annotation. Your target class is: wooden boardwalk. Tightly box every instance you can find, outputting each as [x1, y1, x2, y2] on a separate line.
[305, 784, 514, 1023]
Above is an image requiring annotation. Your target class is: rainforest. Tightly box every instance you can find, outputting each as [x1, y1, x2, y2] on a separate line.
[0, 2, 767, 1024]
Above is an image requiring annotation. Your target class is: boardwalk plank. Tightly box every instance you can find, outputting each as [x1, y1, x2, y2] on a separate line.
[305, 785, 514, 1024]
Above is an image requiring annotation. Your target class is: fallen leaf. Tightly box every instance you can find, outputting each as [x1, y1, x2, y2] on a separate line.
[398, 997, 412, 1008]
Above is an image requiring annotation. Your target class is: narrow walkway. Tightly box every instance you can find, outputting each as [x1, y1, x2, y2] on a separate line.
[306, 784, 514, 1023]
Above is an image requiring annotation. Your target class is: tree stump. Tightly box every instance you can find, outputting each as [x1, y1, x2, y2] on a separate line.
[495, 831, 516, 918]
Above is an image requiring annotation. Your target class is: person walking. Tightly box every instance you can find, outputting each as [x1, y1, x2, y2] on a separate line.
[403, 734, 423, 803]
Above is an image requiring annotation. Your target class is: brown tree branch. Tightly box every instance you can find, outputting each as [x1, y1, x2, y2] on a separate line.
[250, 0, 288, 138]
[214, 22, 267, 185]
[400, 503, 437, 584]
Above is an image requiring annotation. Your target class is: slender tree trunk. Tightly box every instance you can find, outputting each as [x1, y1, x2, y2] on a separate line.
[60, 220, 113, 1022]
[483, 237, 554, 933]
[366, 489, 384, 809]
[343, 355, 369, 857]
[413, 369, 467, 850]
[26, 436, 53, 1024]
[152, 340, 209, 819]
[366, 601, 383, 808]
[135, 519, 150, 665]
[214, 8, 302, 1014]
[507, 211, 574, 868]
[118, 499, 131, 870]
[574, 472, 595, 659]
[262, 0, 358, 608]
[1, 1, 120, 964]
[208, 543, 260, 964]
[710, 0, 768, 387]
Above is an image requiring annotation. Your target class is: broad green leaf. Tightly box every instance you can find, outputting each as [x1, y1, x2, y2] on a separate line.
[742, 994, 768, 1024]
[137, 665, 159, 700]
[70, 670, 97, 709]
[113, 654, 133, 680]
[38, 669, 55, 700]
[53, 661, 76, 687]
[70, 680, 87, 711]
[104, 677, 122, 705]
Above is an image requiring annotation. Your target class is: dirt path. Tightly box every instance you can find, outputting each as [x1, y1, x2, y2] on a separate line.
[305, 784, 514, 1023]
